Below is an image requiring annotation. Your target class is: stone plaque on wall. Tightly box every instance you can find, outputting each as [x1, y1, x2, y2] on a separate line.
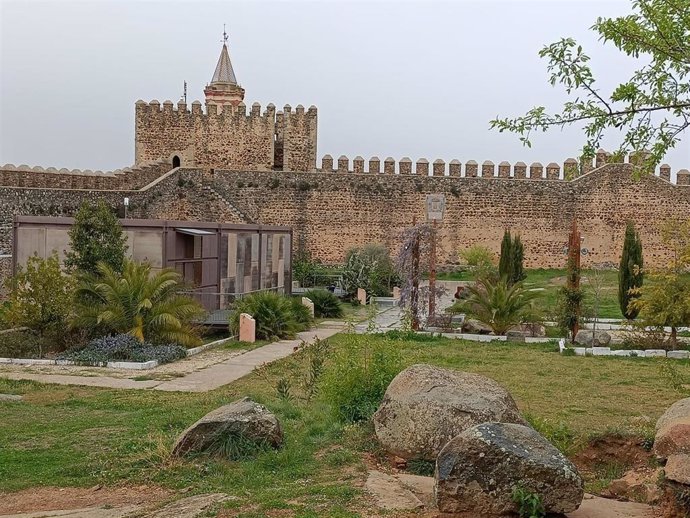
[426, 194, 446, 221]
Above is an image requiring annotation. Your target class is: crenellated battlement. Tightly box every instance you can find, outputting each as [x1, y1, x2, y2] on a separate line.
[0, 159, 173, 190]
[134, 99, 317, 172]
[315, 150, 690, 185]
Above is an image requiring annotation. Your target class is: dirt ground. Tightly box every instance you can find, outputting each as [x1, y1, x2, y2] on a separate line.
[0, 485, 172, 515]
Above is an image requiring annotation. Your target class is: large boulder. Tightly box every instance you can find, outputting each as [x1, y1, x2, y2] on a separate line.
[172, 397, 283, 457]
[434, 422, 584, 516]
[653, 397, 690, 460]
[574, 329, 611, 346]
[373, 364, 527, 461]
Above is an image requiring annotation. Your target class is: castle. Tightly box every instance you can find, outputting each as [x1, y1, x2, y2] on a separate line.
[1, 37, 690, 286]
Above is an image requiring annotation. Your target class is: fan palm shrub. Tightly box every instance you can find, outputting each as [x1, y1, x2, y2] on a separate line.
[73, 260, 205, 347]
[454, 276, 539, 335]
[230, 291, 310, 340]
[303, 289, 343, 318]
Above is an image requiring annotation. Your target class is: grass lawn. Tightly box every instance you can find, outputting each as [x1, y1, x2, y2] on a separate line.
[1, 333, 689, 516]
[439, 268, 625, 319]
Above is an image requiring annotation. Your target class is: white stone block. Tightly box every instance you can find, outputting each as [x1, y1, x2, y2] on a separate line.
[573, 347, 586, 356]
[644, 349, 667, 358]
[11, 358, 55, 366]
[357, 288, 367, 306]
[667, 350, 690, 360]
[302, 297, 315, 318]
[585, 348, 593, 356]
[0, 358, 12, 364]
[592, 347, 612, 356]
[106, 360, 158, 370]
[239, 313, 256, 343]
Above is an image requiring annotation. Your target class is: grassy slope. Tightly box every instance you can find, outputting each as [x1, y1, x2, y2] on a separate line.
[1, 334, 689, 516]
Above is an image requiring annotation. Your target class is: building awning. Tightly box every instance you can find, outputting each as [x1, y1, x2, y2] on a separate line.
[175, 228, 215, 236]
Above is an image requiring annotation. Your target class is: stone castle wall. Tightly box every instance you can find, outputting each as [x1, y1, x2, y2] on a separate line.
[134, 100, 317, 171]
[0, 158, 688, 287]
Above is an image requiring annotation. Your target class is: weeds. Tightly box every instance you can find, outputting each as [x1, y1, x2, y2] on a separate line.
[511, 485, 545, 518]
[525, 414, 576, 455]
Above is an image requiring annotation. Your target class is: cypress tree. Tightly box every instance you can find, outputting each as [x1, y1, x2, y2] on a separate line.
[511, 234, 525, 285]
[498, 230, 513, 282]
[618, 221, 644, 319]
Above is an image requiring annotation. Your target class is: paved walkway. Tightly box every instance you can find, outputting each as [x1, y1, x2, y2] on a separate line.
[355, 280, 462, 334]
[0, 323, 344, 393]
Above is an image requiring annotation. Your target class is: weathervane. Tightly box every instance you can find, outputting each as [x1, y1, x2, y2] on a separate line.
[222, 24, 228, 45]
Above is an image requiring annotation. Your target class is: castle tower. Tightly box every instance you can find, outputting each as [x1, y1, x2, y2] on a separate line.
[204, 29, 245, 112]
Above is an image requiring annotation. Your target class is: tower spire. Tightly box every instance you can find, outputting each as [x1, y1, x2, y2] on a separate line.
[204, 25, 245, 110]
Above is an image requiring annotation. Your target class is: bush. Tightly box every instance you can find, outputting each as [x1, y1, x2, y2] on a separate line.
[58, 334, 187, 365]
[65, 200, 128, 275]
[320, 335, 403, 423]
[4, 253, 75, 347]
[341, 244, 399, 298]
[460, 245, 495, 269]
[290, 297, 314, 327]
[452, 276, 539, 335]
[73, 260, 205, 346]
[230, 291, 309, 340]
[303, 290, 343, 318]
[0, 330, 53, 359]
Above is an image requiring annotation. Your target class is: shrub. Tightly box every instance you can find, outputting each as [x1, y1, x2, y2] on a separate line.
[73, 260, 205, 346]
[459, 245, 495, 270]
[58, 334, 187, 365]
[341, 244, 399, 298]
[230, 291, 309, 340]
[290, 297, 314, 327]
[452, 276, 539, 335]
[320, 335, 403, 423]
[4, 253, 75, 347]
[303, 290, 343, 318]
[65, 200, 128, 275]
[0, 330, 53, 359]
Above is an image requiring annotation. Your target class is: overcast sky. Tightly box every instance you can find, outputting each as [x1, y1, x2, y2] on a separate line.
[1, 0, 688, 174]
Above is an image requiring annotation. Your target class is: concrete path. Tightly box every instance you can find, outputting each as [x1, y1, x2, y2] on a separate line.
[0, 323, 344, 393]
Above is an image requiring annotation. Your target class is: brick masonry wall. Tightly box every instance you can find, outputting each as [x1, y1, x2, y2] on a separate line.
[199, 164, 690, 268]
[0, 164, 688, 292]
[134, 101, 317, 172]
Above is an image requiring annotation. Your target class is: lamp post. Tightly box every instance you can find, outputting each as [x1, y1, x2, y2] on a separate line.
[123, 197, 129, 219]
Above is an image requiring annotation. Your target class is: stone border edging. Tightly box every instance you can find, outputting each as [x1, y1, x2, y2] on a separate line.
[564, 346, 689, 359]
[0, 336, 233, 370]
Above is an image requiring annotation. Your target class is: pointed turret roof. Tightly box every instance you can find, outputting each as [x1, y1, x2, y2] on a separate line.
[211, 43, 237, 84]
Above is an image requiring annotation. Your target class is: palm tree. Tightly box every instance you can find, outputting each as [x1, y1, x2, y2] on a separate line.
[458, 276, 539, 335]
[73, 260, 205, 346]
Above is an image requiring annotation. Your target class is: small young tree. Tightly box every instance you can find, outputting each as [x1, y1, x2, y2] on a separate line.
[498, 230, 513, 281]
[511, 235, 526, 285]
[557, 220, 583, 341]
[5, 253, 75, 345]
[65, 200, 128, 275]
[618, 221, 644, 319]
[628, 218, 690, 349]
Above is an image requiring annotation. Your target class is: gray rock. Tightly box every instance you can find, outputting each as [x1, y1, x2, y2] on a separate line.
[574, 329, 611, 347]
[462, 319, 493, 335]
[653, 397, 690, 460]
[373, 364, 527, 461]
[435, 422, 584, 516]
[664, 454, 690, 485]
[365, 470, 424, 510]
[509, 323, 547, 337]
[172, 397, 282, 457]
